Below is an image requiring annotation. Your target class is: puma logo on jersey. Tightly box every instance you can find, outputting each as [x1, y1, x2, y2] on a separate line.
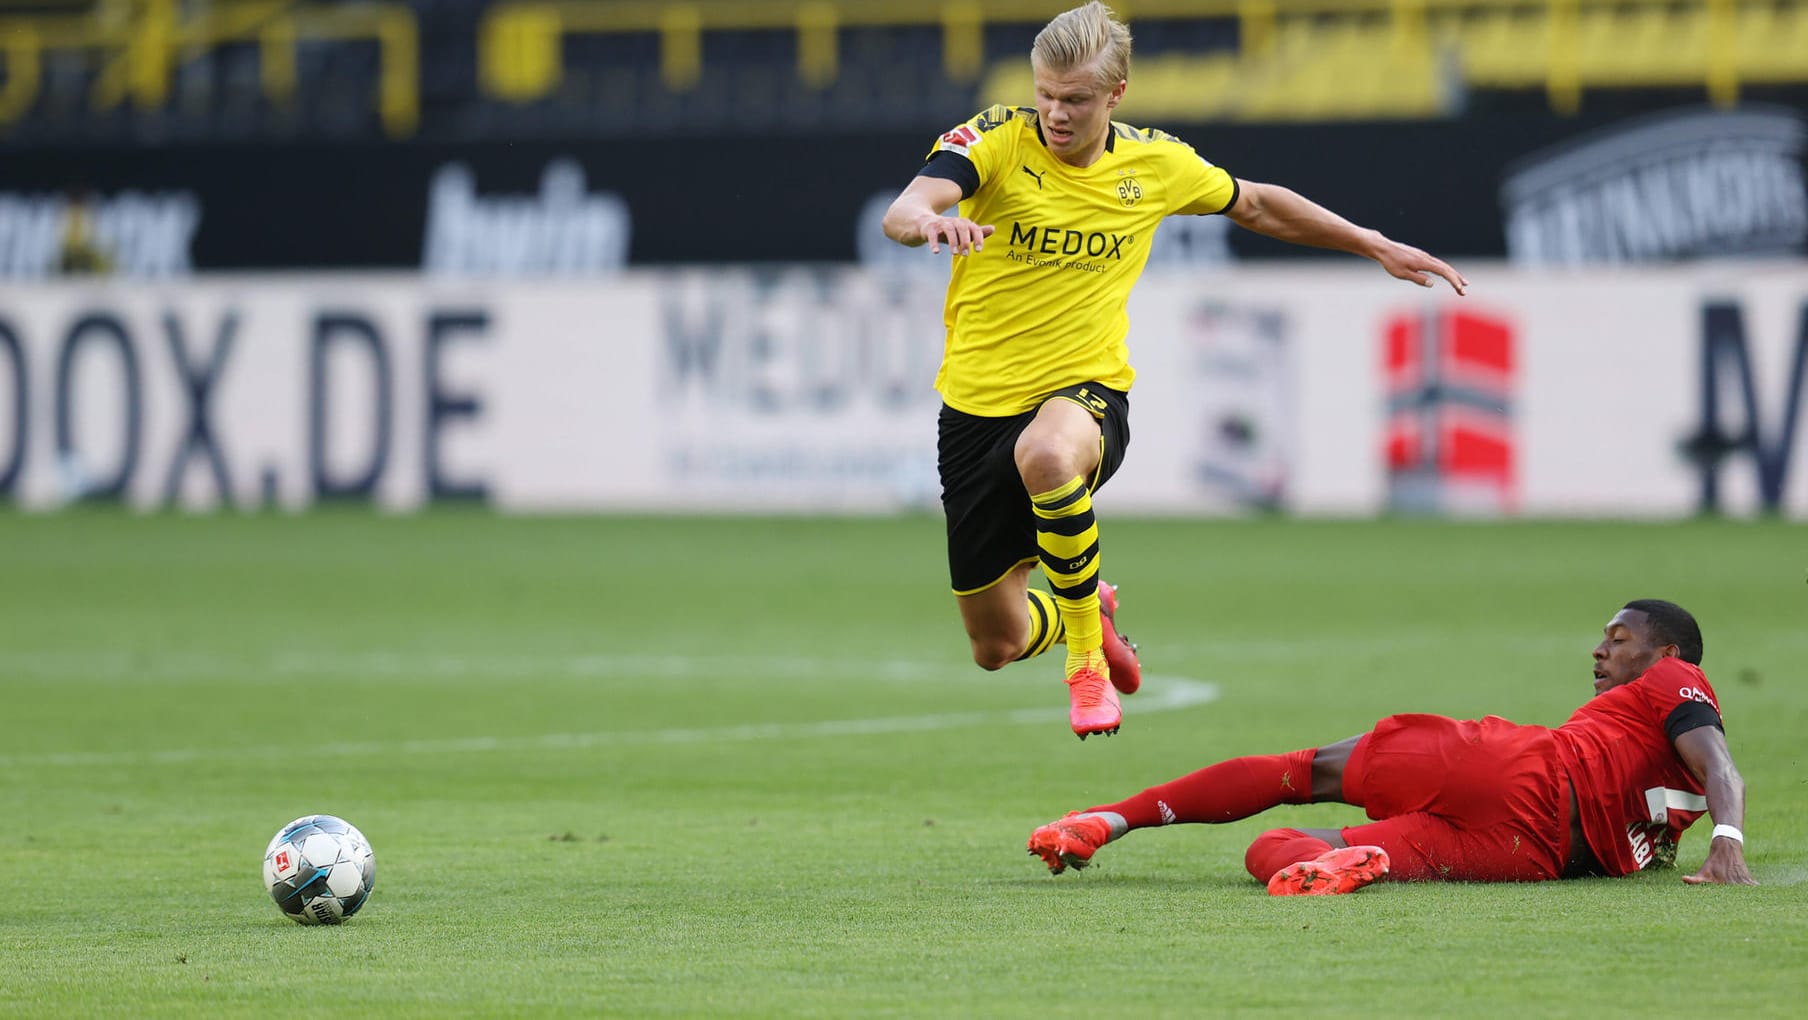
[1021, 165, 1045, 189]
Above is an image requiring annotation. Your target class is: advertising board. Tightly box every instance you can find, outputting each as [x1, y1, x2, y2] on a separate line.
[2, 264, 1803, 517]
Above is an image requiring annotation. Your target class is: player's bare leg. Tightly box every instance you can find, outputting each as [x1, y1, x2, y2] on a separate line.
[960, 562, 1137, 692]
[1016, 399, 1118, 738]
[956, 562, 1038, 671]
[1310, 735, 1361, 803]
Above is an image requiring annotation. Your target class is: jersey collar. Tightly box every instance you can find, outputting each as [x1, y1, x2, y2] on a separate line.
[1032, 119, 1117, 158]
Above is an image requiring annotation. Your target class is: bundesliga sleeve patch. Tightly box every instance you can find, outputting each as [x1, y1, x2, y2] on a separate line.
[937, 124, 978, 158]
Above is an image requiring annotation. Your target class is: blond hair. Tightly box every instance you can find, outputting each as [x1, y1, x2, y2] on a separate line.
[1032, 2, 1132, 87]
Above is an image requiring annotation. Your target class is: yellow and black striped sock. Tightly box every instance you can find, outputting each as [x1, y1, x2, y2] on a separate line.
[1030, 476, 1104, 668]
[1015, 588, 1065, 661]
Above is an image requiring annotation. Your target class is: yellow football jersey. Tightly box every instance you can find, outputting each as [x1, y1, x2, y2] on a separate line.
[924, 105, 1238, 416]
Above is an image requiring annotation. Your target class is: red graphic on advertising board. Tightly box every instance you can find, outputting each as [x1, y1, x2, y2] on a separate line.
[1383, 309, 1518, 515]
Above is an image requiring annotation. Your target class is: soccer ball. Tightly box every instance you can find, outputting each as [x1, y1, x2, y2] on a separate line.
[262, 815, 376, 925]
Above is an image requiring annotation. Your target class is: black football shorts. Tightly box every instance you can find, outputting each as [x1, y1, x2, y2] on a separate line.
[936, 382, 1130, 595]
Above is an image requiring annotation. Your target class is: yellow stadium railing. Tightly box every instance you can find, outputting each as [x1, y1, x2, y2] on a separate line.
[0, 0, 419, 136]
[0, 21, 40, 123]
[476, 0, 1808, 118]
[0, 1, 1804, 133]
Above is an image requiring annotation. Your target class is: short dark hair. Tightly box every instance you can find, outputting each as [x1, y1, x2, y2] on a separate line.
[1623, 599, 1703, 665]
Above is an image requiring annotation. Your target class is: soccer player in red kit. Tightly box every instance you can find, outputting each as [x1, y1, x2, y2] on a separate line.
[1027, 599, 1756, 893]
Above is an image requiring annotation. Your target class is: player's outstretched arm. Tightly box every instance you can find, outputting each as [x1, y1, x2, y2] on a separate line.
[1225, 179, 1468, 295]
[881, 176, 995, 255]
[1675, 725, 1757, 886]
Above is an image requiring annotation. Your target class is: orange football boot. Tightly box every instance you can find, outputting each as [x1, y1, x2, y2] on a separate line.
[1096, 581, 1141, 695]
[1066, 650, 1120, 739]
[1266, 845, 1391, 896]
[1027, 812, 1114, 874]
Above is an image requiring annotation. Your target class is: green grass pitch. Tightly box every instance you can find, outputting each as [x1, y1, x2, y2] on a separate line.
[2, 511, 1805, 1017]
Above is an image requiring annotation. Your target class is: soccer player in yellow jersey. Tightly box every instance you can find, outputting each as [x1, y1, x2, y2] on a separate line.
[881, 1, 1467, 739]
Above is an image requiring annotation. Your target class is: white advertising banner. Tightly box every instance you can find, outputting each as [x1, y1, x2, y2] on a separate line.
[1, 262, 1803, 517]
[1122, 261, 1808, 518]
[0, 277, 659, 512]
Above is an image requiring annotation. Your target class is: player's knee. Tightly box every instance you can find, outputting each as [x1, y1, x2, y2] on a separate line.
[1013, 432, 1086, 489]
[969, 637, 1019, 671]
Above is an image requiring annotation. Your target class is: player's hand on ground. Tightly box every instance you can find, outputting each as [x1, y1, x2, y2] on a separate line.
[1375, 238, 1468, 296]
[1681, 841, 1758, 885]
[917, 214, 995, 256]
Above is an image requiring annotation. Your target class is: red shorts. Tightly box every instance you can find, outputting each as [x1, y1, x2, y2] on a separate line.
[1339, 714, 1573, 882]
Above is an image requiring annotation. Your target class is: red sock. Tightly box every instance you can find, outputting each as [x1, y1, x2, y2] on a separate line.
[1087, 749, 1317, 829]
[1244, 828, 1336, 881]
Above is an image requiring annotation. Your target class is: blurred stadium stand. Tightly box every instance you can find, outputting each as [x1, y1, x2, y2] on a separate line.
[0, 0, 1805, 142]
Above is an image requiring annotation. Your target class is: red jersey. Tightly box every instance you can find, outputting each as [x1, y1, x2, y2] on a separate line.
[1553, 658, 1723, 876]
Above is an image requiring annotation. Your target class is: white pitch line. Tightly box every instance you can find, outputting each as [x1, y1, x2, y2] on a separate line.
[0, 675, 1218, 768]
[0, 650, 968, 683]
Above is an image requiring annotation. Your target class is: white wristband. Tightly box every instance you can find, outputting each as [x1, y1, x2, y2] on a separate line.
[1711, 824, 1744, 845]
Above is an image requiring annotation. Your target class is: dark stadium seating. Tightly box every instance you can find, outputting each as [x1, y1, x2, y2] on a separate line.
[0, 0, 1804, 143]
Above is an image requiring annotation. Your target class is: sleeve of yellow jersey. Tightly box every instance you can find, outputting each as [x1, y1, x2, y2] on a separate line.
[923, 105, 1018, 196]
[1164, 138, 1240, 216]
